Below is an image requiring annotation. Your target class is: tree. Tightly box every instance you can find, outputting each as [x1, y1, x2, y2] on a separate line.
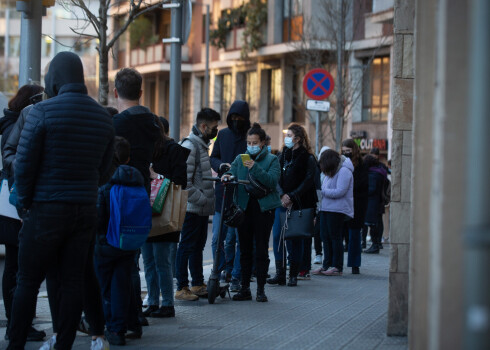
[286, 0, 390, 150]
[59, 0, 168, 105]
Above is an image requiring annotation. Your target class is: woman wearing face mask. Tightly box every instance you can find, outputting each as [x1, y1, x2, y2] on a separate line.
[267, 123, 318, 287]
[341, 139, 368, 274]
[222, 123, 281, 302]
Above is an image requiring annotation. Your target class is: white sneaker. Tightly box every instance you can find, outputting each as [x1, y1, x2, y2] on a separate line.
[91, 337, 110, 350]
[39, 335, 56, 350]
[313, 255, 322, 264]
[142, 294, 149, 307]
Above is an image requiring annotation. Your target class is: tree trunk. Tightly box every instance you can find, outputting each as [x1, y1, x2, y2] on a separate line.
[99, 49, 109, 106]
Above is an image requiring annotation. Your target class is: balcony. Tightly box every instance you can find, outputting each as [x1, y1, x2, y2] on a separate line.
[118, 43, 191, 69]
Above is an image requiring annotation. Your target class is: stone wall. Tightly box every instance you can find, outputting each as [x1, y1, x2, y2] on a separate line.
[387, 0, 414, 336]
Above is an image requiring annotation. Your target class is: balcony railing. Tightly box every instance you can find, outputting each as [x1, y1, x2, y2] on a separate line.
[118, 43, 191, 68]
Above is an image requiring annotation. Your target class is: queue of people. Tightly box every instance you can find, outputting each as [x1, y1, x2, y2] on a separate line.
[0, 51, 390, 349]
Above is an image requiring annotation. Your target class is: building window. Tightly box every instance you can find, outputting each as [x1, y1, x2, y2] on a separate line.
[283, 0, 303, 42]
[245, 71, 258, 121]
[219, 74, 232, 120]
[181, 78, 191, 124]
[0, 37, 4, 55]
[362, 56, 390, 121]
[8, 36, 20, 57]
[267, 69, 281, 123]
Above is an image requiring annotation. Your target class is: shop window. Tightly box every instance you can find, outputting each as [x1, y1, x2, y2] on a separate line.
[283, 0, 303, 42]
[362, 56, 390, 121]
[267, 69, 281, 123]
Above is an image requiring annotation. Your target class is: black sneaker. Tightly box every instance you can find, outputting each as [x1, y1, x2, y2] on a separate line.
[232, 287, 252, 301]
[142, 305, 159, 317]
[151, 306, 175, 318]
[105, 330, 126, 346]
[27, 326, 46, 342]
[126, 324, 142, 339]
[352, 267, 360, 274]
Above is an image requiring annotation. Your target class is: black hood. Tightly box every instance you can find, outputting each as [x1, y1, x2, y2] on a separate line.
[0, 108, 19, 135]
[44, 51, 85, 98]
[110, 165, 145, 187]
[226, 100, 251, 132]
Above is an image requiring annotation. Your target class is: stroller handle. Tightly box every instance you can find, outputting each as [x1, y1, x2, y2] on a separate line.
[202, 176, 250, 185]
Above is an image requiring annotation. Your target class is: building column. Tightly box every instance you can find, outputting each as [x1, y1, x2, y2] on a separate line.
[387, 0, 415, 336]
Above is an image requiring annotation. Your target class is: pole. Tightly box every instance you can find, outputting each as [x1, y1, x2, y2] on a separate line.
[335, 0, 344, 151]
[169, 0, 183, 141]
[18, 0, 43, 86]
[4, 7, 10, 90]
[316, 111, 321, 156]
[204, 4, 210, 107]
[464, 0, 490, 348]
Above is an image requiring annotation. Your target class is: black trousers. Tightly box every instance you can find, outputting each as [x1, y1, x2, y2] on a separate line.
[237, 198, 275, 287]
[7, 202, 95, 350]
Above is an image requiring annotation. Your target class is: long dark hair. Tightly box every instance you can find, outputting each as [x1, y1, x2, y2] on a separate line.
[320, 149, 341, 177]
[8, 85, 45, 112]
[342, 138, 362, 167]
[287, 123, 313, 154]
[153, 117, 171, 161]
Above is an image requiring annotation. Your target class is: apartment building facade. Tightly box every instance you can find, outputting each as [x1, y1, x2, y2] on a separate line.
[0, 1, 98, 97]
[112, 0, 394, 155]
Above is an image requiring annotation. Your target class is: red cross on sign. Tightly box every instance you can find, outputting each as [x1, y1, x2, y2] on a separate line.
[302, 68, 335, 100]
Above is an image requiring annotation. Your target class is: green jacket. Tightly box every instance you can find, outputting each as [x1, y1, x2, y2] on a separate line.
[228, 146, 282, 212]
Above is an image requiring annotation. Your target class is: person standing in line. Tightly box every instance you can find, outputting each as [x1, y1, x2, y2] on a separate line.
[112, 67, 161, 327]
[363, 154, 388, 254]
[0, 85, 46, 343]
[210, 100, 250, 293]
[313, 149, 354, 276]
[175, 108, 220, 301]
[341, 139, 369, 274]
[267, 123, 318, 286]
[222, 123, 281, 302]
[142, 117, 189, 318]
[7, 51, 114, 350]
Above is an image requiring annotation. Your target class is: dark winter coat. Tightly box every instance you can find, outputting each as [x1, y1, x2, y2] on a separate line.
[277, 146, 318, 210]
[210, 100, 250, 213]
[113, 106, 161, 191]
[364, 166, 387, 225]
[1, 105, 33, 181]
[14, 52, 114, 211]
[147, 139, 190, 243]
[0, 108, 20, 184]
[96, 165, 144, 256]
[348, 159, 369, 229]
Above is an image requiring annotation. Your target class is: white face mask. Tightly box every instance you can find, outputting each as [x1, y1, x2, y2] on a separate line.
[284, 137, 294, 149]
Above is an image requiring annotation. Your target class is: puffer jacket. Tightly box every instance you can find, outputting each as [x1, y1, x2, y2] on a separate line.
[320, 156, 354, 218]
[14, 52, 114, 210]
[181, 127, 214, 216]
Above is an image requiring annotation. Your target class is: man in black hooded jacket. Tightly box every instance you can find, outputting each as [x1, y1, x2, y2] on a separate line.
[7, 52, 114, 350]
[209, 100, 250, 291]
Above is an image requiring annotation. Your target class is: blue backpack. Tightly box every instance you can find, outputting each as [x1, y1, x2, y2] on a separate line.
[106, 184, 152, 251]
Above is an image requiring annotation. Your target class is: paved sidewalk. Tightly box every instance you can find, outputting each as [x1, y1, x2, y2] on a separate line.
[0, 246, 407, 350]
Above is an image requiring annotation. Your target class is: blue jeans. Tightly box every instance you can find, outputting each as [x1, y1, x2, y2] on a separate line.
[272, 207, 304, 264]
[141, 241, 177, 307]
[94, 247, 134, 334]
[7, 202, 95, 350]
[212, 211, 241, 280]
[320, 211, 345, 271]
[347, 227, 362, 268]
[175, 212, 208, 290]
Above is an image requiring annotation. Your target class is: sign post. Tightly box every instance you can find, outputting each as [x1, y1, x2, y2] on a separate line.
[303, 68, 335, 155]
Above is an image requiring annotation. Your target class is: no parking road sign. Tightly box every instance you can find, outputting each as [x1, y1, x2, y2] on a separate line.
[302, 68, 335, 100]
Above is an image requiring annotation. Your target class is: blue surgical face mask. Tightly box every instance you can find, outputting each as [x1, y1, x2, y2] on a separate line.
[247, 145, 261, 155]
[267, 145, 272, 152]
[284, 137, 294, 149]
